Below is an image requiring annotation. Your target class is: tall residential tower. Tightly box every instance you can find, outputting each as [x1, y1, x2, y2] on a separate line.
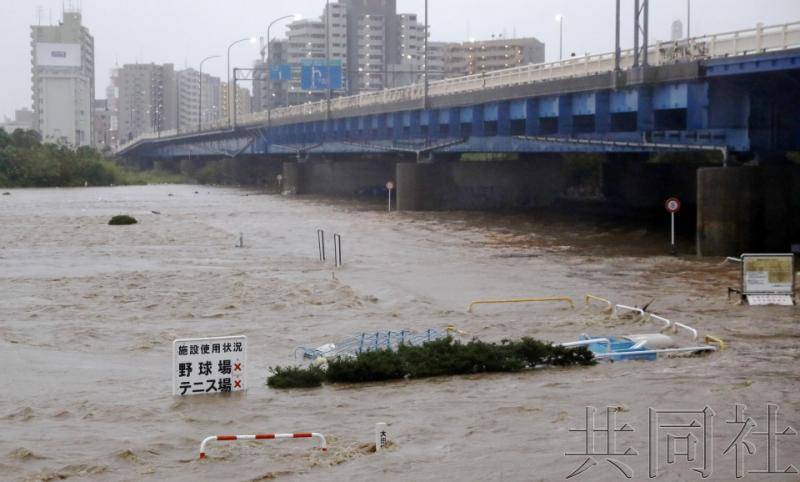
[30, 10, 94, 146]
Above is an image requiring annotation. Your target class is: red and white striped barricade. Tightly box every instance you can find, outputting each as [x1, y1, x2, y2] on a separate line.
[199, 432, 328, 459]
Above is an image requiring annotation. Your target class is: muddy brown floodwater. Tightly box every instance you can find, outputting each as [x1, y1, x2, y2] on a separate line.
[0, 185, 798, 482]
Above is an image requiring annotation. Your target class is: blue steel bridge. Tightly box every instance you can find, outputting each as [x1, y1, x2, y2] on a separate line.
[117, 21, 800, 161]
[116, 22, 800, 257]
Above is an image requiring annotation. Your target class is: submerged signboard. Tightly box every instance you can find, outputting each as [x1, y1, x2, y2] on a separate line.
[172, 336, 247, 396]
[741, 254, 795, 306]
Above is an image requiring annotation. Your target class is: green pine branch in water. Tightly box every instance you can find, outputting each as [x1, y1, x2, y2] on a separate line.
[267, 337, 595, 389]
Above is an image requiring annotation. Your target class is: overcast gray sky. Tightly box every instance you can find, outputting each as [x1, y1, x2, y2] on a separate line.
[2, 0, 799, 120]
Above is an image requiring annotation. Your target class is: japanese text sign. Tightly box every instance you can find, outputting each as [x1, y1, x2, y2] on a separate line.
[172, 336, 247, 396]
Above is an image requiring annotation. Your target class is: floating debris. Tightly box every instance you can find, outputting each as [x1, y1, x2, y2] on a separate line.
[294, 328, 459, 361]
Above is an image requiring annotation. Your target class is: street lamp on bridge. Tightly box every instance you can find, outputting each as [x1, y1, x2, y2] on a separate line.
[555, 14, 564, 60]
[199, 54, 221, 132]
[227, 37, 257, 128]
[264, 14, 298, 126]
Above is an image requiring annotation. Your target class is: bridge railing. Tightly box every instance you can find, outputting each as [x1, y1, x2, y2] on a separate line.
[117, 21, 800, 153]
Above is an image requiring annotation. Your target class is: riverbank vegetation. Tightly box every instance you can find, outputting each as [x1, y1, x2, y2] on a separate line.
[267, 337, 595, 389]
[0, 128, 187, 187]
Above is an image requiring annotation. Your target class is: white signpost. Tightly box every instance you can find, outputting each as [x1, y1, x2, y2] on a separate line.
[386, 181, 395, 212]
[375, 422, 388, 452]
[741, 254, 796, 306]
[173, 336, 247, 396]
[665, 197, 681, 254]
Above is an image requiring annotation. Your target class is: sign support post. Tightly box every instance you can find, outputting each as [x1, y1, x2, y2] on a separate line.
[386, 181, 395, 212]
[665, 197, 681, 255]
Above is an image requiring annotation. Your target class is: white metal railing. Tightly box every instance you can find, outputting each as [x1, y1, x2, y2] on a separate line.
[117, 21, 800, 153]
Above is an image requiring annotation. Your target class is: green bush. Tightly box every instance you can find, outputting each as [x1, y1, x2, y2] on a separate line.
[108, 215, 138, 226]
[0, 128, 190, 187]
[267, 365, 326, 389]
[267, 337, 594, 389]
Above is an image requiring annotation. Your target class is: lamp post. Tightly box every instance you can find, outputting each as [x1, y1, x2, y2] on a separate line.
[555, 14, 564, 60]
[199, 55, 221, 132]
[326, 0, 331, 119]
[423, 0, 429, 110]
[687, 0, 691, 38]
[227, 37, 256, 128]
[264, 14, 296, 127]
[614, 0, 621, 71]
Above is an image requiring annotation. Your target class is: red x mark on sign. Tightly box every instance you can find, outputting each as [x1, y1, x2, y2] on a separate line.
[234, 379, 242, 389]
[234, 362, 242, 372]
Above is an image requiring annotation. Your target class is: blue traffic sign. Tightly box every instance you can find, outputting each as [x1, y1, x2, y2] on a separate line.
[300, 59, 343, 91]
[269, 64, 292, 81]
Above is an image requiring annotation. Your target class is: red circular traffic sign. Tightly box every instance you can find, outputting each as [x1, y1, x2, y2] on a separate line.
[386, 181, 395, 190]
[665, 197, 681, 214]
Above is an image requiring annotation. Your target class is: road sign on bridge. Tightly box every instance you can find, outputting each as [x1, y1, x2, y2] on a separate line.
[300, 59, 342, 91]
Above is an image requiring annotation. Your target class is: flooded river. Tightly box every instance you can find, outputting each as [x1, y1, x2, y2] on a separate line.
[1, 185, 798, 481]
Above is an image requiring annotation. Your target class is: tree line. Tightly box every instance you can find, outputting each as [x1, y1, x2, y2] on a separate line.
[0, 128, 183, 187]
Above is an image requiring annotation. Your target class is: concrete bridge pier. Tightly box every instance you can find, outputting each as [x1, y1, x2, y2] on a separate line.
[175, 155, 285, 186]
[697, 166, 800, 256]
[396, 159, 566, 211]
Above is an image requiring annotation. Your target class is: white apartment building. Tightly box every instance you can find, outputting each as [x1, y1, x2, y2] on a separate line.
[357, 14, 387, 90]
[283, 1, 348, 102]
[176, 69, 222, 132]
[116, 63, 177, 143]
[462, 37, 545, 75]
[30, 11, 94, 146]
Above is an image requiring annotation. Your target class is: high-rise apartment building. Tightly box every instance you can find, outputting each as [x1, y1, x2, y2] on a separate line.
[386, 13, 426, 88]
[221, 82, 252, 122]
[30, 10, 94, 146]
[342, 0, 399, 92]
[175, 69, 222, 132]
[92, 99, 111, 151]
[461, 38, 545, 75]
[250, 1, 544, 108]
[116, 63, 177, 142]
[253, 0, 425, 107]
[105, 67, 120, 148]
[427, 38, 546, 79]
